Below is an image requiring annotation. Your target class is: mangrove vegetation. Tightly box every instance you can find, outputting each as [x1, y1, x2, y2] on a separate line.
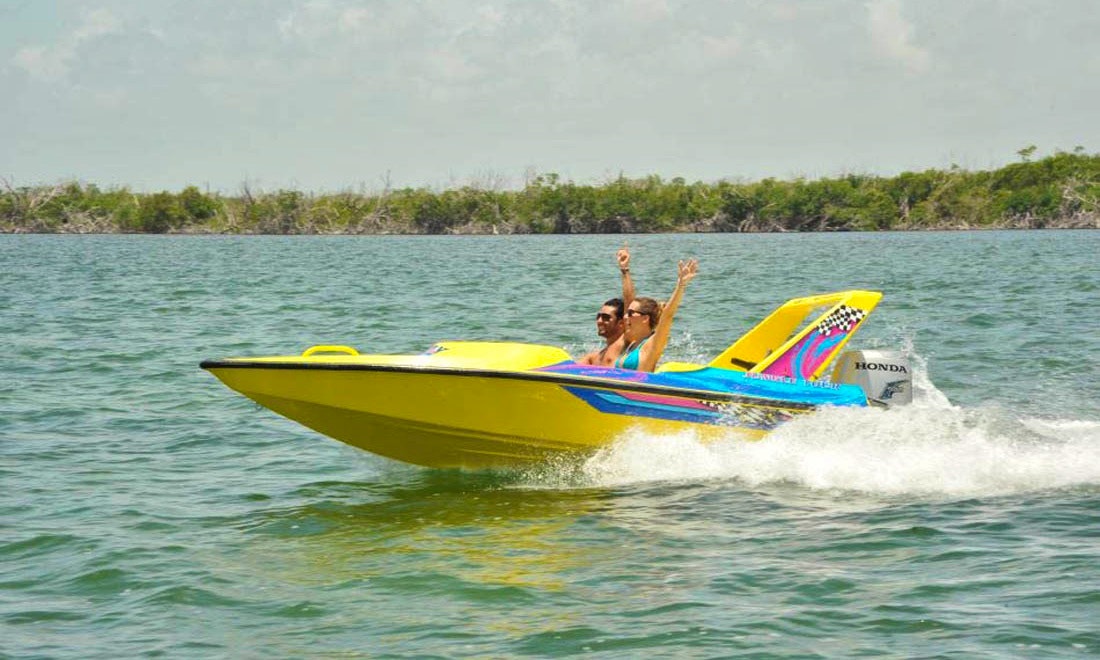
[3, 148, 1099, 234]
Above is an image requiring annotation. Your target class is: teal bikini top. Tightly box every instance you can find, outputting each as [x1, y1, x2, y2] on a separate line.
[614, 336, 651, 370]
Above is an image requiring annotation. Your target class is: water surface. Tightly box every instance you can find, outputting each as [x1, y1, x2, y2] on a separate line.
[3, 232, 1099, 657]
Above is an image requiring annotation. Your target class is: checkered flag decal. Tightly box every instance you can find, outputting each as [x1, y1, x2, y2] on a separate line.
[815, 305, 866, 336]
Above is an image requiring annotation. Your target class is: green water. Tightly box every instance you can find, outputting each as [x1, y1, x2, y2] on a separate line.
[3, 232, 1100, 658]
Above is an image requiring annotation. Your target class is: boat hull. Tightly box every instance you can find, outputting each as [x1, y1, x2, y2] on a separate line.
[202, 346, 862, 468]
[208, 366, 776, 468]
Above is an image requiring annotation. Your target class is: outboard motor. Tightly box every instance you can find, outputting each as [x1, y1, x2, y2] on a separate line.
[831, 350, 912, 407]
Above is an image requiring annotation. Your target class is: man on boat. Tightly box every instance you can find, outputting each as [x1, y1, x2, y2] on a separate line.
[578, 248, 635, 366]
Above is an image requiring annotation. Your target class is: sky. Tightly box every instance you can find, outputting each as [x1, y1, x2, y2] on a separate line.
[2, 0, 1099, 193]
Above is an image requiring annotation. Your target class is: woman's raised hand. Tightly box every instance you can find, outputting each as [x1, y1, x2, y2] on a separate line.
[677, 258, 698, 285]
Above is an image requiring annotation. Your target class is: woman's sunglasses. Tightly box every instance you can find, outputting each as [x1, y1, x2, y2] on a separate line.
[626, 309, 651, 318]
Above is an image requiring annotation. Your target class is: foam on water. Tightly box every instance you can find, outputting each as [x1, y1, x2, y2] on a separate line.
[6, 234, 1100, 658]
[550, 354, 1100, 497]
[577, 408, 1100, 497]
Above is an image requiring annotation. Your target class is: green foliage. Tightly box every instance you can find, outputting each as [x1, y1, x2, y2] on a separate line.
[137, 192, 185, 233]
[178, 186, 219, 222]
[3, 149, 1099, 234]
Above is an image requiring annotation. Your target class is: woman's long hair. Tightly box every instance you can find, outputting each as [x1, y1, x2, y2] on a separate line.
[633, 296, 662, 330]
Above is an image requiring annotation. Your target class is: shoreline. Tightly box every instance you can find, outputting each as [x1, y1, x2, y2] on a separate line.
[5, 152, 1099, 234]
[3, 217, 1098, 236]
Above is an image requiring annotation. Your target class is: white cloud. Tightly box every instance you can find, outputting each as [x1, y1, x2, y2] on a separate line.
[339, 7, 372, 32]
[277, 1, 322, 39]
[866, 0, 930, 74]
[701, 34, 742, 61]
[279, 0, 373, 40]
[476, 5, 505, 30]
[73, 8, 121, 42]
[623, 0, 670, 23]
[769, 3, 799, 22]
[426, 47, 483, 83]
[13, 8, 122, 81]
[6, 0, 1097, 192]
[13, 46, 64, 81]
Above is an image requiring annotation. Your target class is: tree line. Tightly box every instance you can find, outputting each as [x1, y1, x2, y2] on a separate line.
[3, 148, 1098, 234]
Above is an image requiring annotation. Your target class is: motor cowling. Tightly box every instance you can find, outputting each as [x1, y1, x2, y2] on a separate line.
[831, 350, 912, 407]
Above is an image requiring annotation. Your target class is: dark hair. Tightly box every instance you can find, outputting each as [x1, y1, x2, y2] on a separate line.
[604, 298, 624, 320]
[633, 296, 661, 328]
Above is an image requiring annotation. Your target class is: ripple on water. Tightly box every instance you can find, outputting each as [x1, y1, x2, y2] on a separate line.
[4, 233, 1100, 657]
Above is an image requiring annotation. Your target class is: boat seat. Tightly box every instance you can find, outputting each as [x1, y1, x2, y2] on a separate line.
[655, 361, 705, 374]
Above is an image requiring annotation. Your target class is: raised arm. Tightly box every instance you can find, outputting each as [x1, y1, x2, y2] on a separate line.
[637, 258, 698, 372]
[617, 247, 635, 310]
[578, 248, 637, 365]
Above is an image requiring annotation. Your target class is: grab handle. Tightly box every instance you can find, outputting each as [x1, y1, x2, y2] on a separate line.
[302, 345, 360, 357]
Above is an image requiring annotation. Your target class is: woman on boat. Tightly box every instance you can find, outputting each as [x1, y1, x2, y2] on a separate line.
[615, 258, 699, 372]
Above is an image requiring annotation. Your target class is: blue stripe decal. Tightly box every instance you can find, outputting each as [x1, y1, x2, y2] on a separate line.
[562, 387, 799, 431]
[538, 362, 868, 407]
[565, 387, 724, 425]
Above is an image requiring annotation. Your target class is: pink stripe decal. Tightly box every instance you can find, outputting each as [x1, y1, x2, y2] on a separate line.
[616, 391, 716, 410]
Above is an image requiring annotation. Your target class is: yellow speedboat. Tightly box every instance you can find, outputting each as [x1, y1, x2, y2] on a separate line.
[202, 291, 909, 469]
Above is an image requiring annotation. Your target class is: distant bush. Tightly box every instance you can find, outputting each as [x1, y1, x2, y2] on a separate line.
[3, 149, 1099, 234]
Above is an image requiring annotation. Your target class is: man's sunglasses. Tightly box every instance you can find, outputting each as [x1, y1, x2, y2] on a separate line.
[596, 312, 615, 322]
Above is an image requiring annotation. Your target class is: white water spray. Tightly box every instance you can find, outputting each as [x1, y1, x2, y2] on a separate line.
[569, 354, 1100, 497]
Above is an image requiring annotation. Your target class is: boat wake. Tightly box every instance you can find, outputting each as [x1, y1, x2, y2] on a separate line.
[523, 354, 1100, 498]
